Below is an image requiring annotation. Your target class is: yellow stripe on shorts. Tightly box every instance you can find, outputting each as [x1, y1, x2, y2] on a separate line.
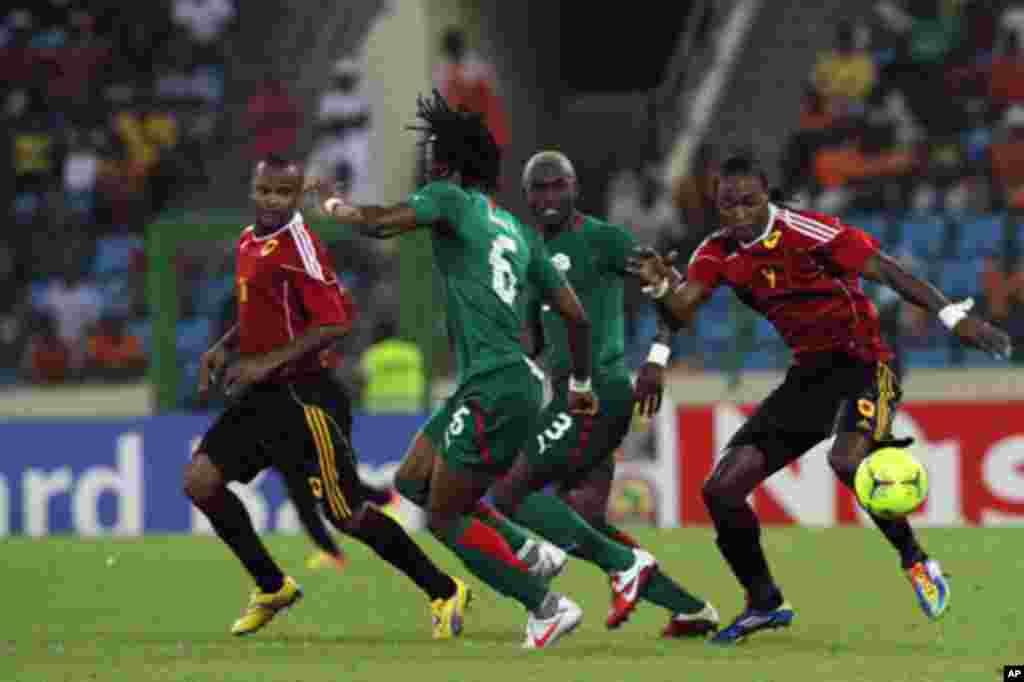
[309, 406, 351, 518]
[303, 406, 347, 519]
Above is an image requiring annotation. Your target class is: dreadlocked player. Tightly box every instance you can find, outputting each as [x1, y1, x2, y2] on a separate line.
[315, 90, 659, 649]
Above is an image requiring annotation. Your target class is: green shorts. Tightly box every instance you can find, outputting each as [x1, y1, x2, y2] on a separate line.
[524, 368, 634, 487]
[423, 359, 545, 477]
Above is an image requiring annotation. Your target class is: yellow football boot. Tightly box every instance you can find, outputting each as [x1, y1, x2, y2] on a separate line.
[231, 576, 303, 636]
[431, 577, 471, 639]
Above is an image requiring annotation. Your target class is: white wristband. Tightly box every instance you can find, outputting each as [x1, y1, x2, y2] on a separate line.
[938, 297, 974, 330]
[647, 342, 671, 367]
[323, 197, 343, 216]
[569, 375, 592, 393]
[643, 278, 670, 299]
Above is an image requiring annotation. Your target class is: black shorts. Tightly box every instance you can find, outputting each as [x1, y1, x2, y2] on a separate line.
[726, 353, 901, 468]
[198, 372, 364, 521]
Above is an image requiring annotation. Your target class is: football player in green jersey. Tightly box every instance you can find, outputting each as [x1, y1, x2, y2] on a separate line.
[482, 151, 719, 637]
[314, 91, 664, 648]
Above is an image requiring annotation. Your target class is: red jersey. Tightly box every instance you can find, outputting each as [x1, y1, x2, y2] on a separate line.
[235, 212, 356, 381]
[687, 205, 892, 363]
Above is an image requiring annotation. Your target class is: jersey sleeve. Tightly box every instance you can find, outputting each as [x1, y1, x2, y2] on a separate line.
[289, 269, 358, 329]
[407, 181, 467, 231]
[686, 240, 725, 290]
[815, 225, 880, 274]
[599, 223, 639, 275]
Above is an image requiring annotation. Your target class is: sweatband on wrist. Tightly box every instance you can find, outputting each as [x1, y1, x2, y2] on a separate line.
[647, 342, 671, 367]
[938, 297, 974, 330]
[569, 375, 592, 393]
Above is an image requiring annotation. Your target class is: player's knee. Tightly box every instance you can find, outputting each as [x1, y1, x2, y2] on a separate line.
[702, 473, 735, 510]
[183, 454, 223, 504]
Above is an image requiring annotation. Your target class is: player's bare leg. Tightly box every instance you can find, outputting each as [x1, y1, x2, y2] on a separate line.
[492, 453, 664, 629]
[828, 432, 948, 619]
[184, 453, 301, 635]
[704, 444, 796, 644]
[558, 460, 718, 637]
[426, 453, 581, 648]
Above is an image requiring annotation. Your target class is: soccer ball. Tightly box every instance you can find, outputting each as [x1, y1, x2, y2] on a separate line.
[854, 447, 929, 519]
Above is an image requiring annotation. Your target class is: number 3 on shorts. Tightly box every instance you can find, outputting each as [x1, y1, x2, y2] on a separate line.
[536, 412, 573, 455]
[445, 405, 472, 449]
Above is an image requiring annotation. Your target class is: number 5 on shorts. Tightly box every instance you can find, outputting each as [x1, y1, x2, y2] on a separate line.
[445, 406, 472, 449]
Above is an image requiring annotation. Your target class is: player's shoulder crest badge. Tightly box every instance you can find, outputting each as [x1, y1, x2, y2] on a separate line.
[260, 238, 279, 257]
[551, 253, 571, 272]
[763, 230, 782, 250]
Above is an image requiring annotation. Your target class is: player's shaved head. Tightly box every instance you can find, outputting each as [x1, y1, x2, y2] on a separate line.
[522, 151, 576, 190]
[523, 150, 578, 234]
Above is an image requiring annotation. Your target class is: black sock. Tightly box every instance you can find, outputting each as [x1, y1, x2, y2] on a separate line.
[834, 467, 928, 569]
[199, 488, 284, 593]
[710, 502, 782, 610]
[870, 515, 927, 569]
[350, 506, 456, 601]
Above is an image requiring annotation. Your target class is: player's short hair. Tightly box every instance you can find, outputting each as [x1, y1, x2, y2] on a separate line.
[719, 153, 770, 189]
[256, 154, 303, 175]
[410, 89, 501, 192]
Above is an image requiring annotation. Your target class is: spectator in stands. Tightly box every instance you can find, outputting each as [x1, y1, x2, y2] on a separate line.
[85, 313, 146, 380]
[36, 262, 102, 371]
[62, 128, 99, 221]
[433, 27, 509, 148]
[244, 75, 301, 159]
[875, 0, 964, 135]
[988, 30, 1024, 111]
[670, 143, 719, 254]
[813, 21, 877, 118]
[11, 88, 57, 198]
[21, 312, 72, 384]
[990, 104, 1024, 209]
[172, 0, 235, 47]
[308, 58, 374, 203]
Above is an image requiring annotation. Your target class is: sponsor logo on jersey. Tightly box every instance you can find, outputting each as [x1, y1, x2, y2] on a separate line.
[260, 239, 279, 257]
[551, 253, 571, 272]
[763, 230, 782, 249]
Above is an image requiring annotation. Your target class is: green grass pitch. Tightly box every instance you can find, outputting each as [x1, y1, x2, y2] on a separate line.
[8, 527, 1022, 681]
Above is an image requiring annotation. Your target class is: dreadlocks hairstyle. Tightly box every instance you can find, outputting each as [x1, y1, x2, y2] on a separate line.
[408, 89, 501, 192]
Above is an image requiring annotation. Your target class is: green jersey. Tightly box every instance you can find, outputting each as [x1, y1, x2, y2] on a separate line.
[409, 181, 566, 384]
[539, 214, 637, 380]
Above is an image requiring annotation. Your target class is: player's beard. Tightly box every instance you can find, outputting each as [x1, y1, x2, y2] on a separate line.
[532, 197, 574, 235]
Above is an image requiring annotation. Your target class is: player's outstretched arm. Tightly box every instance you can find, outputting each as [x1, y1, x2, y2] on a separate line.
[309, 179, 422, 239]
[547, 284, 598, 416]
[627, 248, 711, 330]
[862, 252, 1012, 359]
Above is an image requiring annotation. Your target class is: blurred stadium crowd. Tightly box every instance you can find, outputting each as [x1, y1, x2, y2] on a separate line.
[6, 1, 1021, 408]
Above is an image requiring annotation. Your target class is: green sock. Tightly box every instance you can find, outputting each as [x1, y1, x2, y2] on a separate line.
[441, 516, 547, 612]
[474, 504, 532, 555]
[640, 569, 707, 615]
[510, 492, 633, 572]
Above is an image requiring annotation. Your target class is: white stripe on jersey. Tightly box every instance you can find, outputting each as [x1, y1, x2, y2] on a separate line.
[289, 222, 326, 282]
[688, 232, 724, 268]
[784, 210, 841, 243]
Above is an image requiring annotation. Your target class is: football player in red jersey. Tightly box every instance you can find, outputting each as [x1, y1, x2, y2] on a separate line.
[629, 154, 1011, 644]
[183, 155, 469, 638]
